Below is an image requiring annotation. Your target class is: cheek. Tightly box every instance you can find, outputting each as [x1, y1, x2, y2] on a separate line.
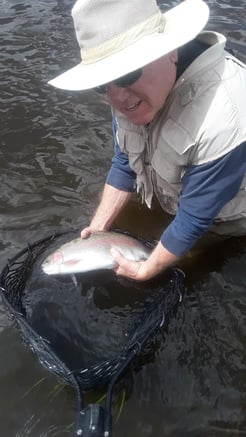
[144, 87, 167, 112]
[143, 68, 175, 111]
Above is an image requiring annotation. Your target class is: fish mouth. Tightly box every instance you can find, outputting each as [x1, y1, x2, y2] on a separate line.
[42, 262, 55, 274]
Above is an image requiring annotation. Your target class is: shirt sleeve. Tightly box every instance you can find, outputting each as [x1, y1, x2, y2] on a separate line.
[106, 117, 136, 192]
[161, 142, 246, 256]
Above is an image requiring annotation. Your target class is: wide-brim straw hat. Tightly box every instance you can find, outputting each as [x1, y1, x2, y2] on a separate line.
[48, 0, 209, 91]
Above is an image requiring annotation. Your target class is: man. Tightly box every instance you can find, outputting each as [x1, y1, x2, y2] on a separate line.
[48, 0, 246, 281]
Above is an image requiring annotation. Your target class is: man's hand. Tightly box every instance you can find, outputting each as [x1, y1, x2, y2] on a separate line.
[111, 242, 179, 281]
[81, 183, 132, 239]
[110, 248, 147, 280]
[81, 226, 100, 239]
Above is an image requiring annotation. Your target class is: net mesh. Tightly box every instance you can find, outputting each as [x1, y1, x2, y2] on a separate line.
[0, 229, 184, 392]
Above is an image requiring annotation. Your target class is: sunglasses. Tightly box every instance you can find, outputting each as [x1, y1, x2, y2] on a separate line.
[95, 68, 143, 94]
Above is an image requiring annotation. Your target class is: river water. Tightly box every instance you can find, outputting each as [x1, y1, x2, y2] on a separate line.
[1, 0, 246, 436]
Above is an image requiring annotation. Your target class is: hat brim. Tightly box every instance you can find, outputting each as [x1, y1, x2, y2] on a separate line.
[48, 0, 209, 91]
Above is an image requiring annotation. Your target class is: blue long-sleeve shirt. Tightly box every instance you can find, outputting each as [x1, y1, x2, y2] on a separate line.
[106, 119, 246, 256]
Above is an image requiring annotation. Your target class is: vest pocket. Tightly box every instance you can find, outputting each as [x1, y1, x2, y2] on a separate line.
[152, 148, 183, 186]
[118, 128, 145, 175]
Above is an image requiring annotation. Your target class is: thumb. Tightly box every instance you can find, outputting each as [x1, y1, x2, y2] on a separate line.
[80, 227, 91, 239]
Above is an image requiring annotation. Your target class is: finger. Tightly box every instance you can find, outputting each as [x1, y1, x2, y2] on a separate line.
[80, 227, 91, 239]
[111, 248, 139, 278]
[110, 248, 125, 264]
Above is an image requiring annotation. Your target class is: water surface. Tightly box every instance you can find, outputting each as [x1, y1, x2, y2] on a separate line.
[1, 0, 246, 436]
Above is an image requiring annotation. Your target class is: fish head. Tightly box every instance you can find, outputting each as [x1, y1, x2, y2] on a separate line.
[42, 250, 64, 275]
[42, 249, 88, 275]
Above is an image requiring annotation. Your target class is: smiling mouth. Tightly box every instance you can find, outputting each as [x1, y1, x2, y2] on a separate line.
[126, 101, 141, 111]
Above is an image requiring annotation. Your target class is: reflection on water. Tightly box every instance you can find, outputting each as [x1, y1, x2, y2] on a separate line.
[1, 0, 246, 436]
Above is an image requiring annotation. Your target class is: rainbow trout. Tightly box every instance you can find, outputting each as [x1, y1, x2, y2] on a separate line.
[42, 231, 151, 275]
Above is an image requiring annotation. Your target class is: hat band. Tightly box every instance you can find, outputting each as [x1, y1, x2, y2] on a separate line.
[81, 11, 165, 64]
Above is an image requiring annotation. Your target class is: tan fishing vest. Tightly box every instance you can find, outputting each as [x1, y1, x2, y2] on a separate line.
[113, 31, 246, 223]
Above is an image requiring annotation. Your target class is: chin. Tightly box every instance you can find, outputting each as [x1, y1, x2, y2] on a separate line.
[127, 111, 154, 126]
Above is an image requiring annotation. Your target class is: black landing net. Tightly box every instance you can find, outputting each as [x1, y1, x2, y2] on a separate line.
[0, 229, 184, 437]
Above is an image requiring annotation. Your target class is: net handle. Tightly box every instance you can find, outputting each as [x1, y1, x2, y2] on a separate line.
[74, 344, 137, 437]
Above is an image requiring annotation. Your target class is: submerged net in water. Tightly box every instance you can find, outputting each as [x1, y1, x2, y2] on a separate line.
[0, 229, 184, 436]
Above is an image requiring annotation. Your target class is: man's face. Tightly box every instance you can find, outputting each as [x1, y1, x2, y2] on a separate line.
[103, 54, 177, 125]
